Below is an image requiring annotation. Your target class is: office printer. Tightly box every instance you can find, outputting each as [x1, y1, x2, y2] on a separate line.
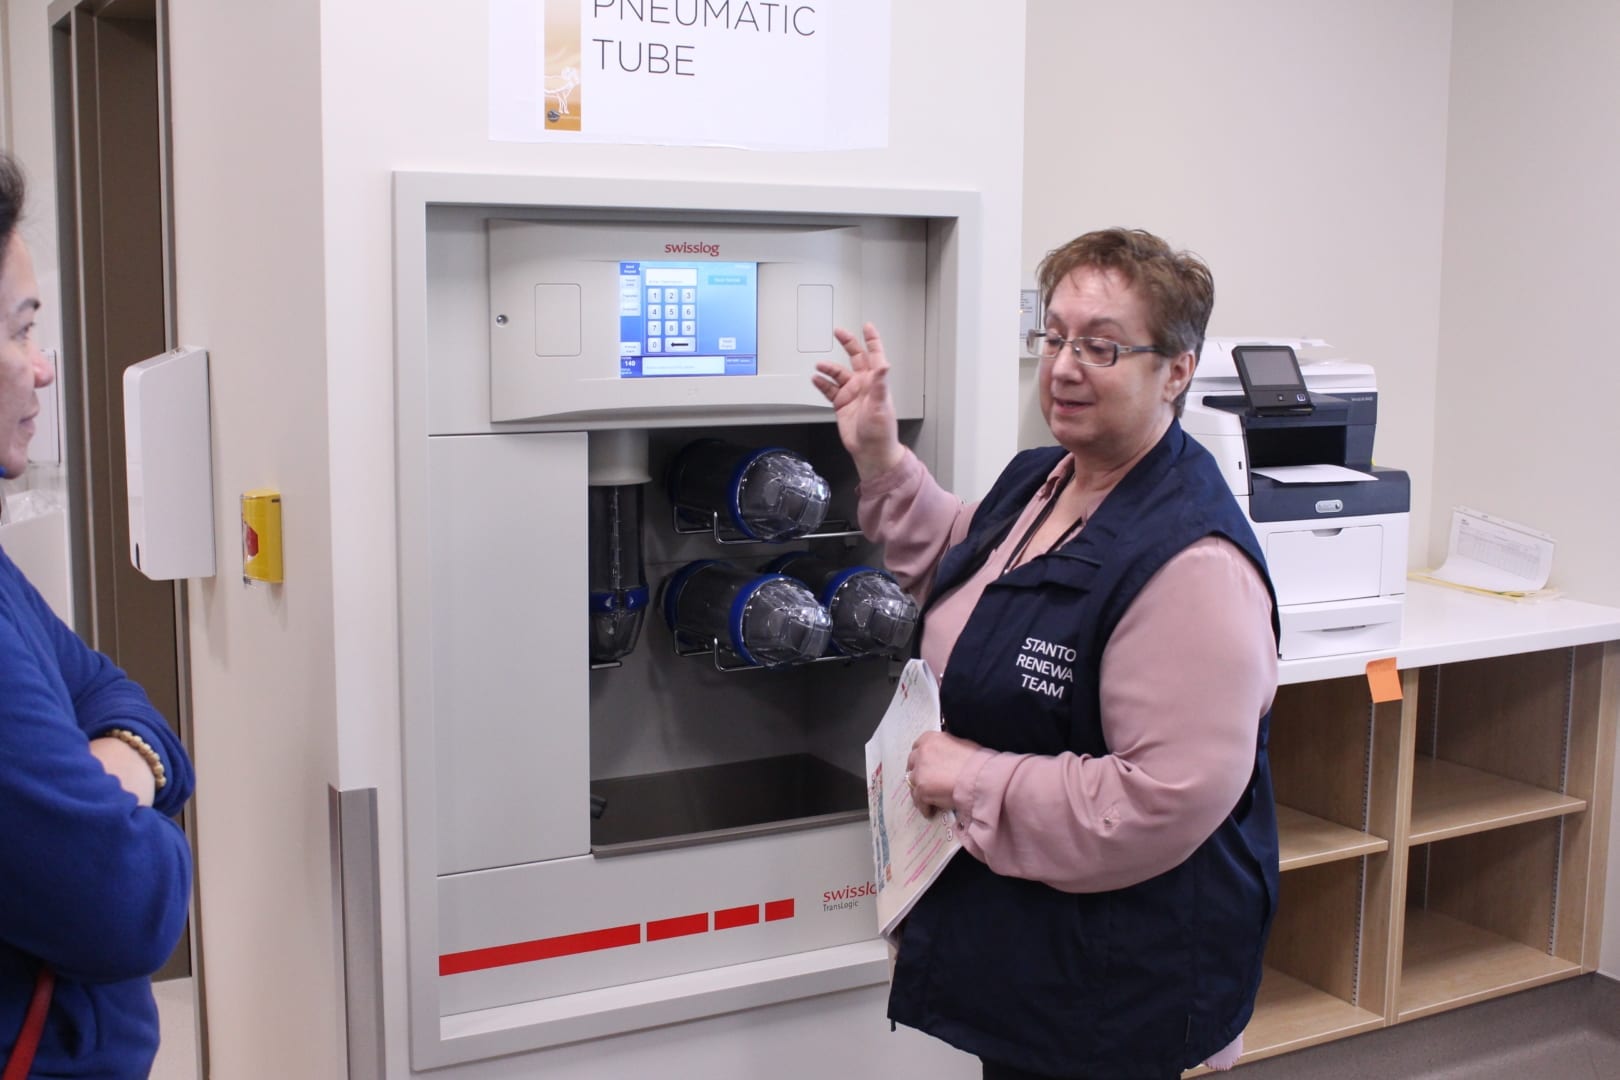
[1182, 338, 1410, 660]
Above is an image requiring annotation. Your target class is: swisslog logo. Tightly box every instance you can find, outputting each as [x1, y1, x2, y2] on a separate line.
[665, 241, 719, 257]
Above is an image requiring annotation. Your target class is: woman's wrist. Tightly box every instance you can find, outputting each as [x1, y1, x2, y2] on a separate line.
[102, 728, 168, 790]
[855, 443, 907, 483]
[89, 735, 159, 807]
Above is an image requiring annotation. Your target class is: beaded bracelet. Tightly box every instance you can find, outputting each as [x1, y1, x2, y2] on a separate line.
[104, 728, 168, 791]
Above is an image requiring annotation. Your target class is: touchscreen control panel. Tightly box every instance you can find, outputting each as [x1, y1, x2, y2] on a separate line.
[618, 260, 759, 378]
[1233, 344, 1313, 416]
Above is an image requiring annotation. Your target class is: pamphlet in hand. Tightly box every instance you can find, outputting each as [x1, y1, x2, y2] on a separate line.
[864, 658, 962, 943]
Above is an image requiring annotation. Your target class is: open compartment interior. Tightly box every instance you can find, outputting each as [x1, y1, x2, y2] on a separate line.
[587, 421, 919, 854]
[1400, 817, 1580, 1021]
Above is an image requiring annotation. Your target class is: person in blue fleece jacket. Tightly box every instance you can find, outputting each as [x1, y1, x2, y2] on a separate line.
[0, 150, 196, 1077]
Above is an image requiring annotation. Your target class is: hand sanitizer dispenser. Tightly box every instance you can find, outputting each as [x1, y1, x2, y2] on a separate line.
[124, 346, 216, 580]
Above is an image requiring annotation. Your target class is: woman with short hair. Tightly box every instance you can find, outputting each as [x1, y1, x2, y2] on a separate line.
[814, 227, 1280, 1079]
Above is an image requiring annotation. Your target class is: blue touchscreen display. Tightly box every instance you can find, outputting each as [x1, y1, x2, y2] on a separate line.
[617, 261, 759, 378]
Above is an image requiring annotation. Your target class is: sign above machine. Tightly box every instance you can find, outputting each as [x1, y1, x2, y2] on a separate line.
[488, 0, 892, 150]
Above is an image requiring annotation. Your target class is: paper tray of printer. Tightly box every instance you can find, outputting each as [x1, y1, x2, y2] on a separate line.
[1277, 596, 1403, 660]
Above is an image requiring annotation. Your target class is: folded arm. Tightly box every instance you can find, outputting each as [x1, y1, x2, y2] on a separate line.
[0, 553, 194, 980]
[18, 559, 194, 816]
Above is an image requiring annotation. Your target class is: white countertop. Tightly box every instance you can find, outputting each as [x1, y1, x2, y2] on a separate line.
[1278, 581, 1620, 685]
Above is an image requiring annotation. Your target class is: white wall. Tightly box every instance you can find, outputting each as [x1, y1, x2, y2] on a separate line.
[1424, 0, 1620, 975]
[167, 0, 346, 1076]
[1430, 1, 1620, 603]
[1021, 0, 1454, 564]
[316, 2, 1025, 1077]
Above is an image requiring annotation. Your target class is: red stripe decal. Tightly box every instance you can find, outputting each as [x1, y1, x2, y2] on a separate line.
[646, 913, 709, 941]
[439, 924, 641, 976]
[764, 898, 795, 922]
[714, 904, 760, 930]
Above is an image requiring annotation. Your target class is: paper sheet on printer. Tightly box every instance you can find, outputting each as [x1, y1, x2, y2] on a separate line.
[1429, 506, 1555, 593]
[1250, 464, 1377, 484]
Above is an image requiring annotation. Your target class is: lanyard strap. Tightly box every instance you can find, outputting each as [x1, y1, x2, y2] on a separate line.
[1000, 468, 1085, 575]
[3, 964, 53, 1080]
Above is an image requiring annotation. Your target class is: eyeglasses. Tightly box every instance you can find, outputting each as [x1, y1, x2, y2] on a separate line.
[1025, 328, 1165, 368]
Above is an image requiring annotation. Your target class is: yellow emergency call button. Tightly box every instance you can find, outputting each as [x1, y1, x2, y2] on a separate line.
[241, 489, 283, 584]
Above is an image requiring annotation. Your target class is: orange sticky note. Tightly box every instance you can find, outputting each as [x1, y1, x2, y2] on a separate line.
[1365, 657, 1401, 703]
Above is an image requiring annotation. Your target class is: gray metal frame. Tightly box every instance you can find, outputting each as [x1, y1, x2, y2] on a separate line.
[331, 786, 386, 1080]
[392, 172, 980, 1069]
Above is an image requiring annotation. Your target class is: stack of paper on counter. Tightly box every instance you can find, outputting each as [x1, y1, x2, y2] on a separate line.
[864, 658, 962, 943]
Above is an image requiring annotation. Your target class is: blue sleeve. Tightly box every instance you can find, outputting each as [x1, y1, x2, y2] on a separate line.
[8, 554, 194, 815]
[0, 551, 193, 981]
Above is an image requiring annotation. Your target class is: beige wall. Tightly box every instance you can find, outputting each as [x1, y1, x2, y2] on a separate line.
[167, 0, 345, 1076]
[1427, 0, 1620, 974]
[1430, 1, 1620, 602]
[1021, 0, 1454, 563]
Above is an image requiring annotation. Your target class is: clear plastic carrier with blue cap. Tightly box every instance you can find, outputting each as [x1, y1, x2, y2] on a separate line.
[767, 552, 919, 659]
[666, 439, 831, 542]
[660, 559, 832, 668]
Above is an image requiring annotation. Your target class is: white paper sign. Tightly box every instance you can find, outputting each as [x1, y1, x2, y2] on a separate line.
[489, 0, 891, 150]
[1430, 506, 1556, 594]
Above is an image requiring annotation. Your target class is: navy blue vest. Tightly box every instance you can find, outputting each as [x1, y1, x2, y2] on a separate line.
[887, 422, 1281, 1078]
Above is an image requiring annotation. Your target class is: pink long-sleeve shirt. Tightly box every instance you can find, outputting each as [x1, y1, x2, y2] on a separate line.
[859, 448, 1278, 894]
[862, 449, 1276, 1070]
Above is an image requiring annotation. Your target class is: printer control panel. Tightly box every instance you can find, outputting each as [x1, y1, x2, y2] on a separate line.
[1234, 344, 1313, 416]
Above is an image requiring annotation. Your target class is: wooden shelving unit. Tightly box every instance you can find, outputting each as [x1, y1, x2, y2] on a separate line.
[1188, 967, 1384, 1075]
[1399, 907, 1578, 1021]
[1277, 804, 1388, 870]
[1409, 757, 1584, 843]
[1196, 584, 1620, 1076]
[1242, 968, 1385, 1059]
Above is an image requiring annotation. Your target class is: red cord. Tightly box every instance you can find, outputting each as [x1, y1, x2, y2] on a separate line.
[3, 965, 54, 1080]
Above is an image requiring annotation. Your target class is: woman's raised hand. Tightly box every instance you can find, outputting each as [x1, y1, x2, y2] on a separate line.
[812, 322, 906, 481]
